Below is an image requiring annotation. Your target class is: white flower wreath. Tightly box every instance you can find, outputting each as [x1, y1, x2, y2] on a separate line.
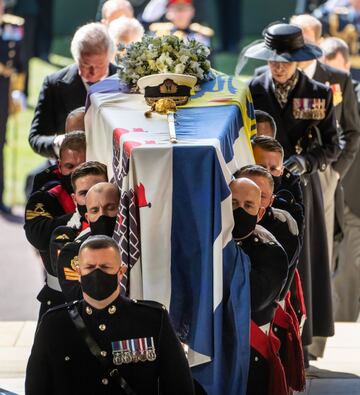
[116, 34, 215, 86]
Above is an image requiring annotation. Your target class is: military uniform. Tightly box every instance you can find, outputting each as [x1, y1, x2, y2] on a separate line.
[25, 296, 195, 395]
[249, 69, 340, 345]
[55, 227, 91, 302]
[149, 21, 213, 47]
[24, 183, 76, 319]
[313, 5, 360, 80]
[0, 13, 24, 209]
[260, 205, 301, 300]
[236, 226, 289, 395]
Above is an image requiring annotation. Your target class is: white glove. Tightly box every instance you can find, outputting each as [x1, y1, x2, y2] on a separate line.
[53, 134, 66, 158]
[66, 209, 82, 230]
[271, 207, 299, 236]
[11, 90, 27, 112]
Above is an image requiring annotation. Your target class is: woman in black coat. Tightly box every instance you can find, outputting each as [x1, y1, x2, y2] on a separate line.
[246, 23, 341, 349]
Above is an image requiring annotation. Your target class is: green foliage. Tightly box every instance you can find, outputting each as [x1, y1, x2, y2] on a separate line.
[4, 59, 60, 206]
[117, 34, 214, 85]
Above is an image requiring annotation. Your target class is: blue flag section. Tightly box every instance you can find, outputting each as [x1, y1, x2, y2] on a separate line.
[175, 106, 244, 164]
[170, 146, 251, 395]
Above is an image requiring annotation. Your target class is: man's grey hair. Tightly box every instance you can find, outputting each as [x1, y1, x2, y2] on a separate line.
[290, 14, 322, 42]
[102, 0, 134, 20]
[320, 37, 350, 63]
[108, 16, 144, 46]
[79, 235, 121, 257]
[71, 22, 115, 62]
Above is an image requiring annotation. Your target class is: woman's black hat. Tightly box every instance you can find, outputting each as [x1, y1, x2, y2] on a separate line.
[245, 23, 322, 62]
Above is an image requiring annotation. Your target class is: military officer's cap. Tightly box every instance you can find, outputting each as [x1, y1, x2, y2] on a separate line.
[245, 23, 322, 62]
[168, 0, 193, 7]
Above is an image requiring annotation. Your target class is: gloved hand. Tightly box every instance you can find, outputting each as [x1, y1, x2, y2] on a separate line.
[271, 207, 299, 236]
[66, 209, 82, 230]
[53, 134, 66, 158]
[10, 90, 26, 114]
[284, 155, 309, 176]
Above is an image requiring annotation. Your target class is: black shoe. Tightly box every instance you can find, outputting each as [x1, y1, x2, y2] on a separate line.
[0, 202, 12, 215]
[308, 353, 318, 361]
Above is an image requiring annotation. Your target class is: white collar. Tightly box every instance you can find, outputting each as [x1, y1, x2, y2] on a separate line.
[81, 71, 109, 90]
[302, 61, 317, 79]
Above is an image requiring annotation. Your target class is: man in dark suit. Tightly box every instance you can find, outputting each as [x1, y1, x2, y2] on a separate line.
[245, 23, 341, 359]
[321, 36, 360, 323]
[26, 235, 195, 395]
[290, 14, 360, 359]
[29, 22, 118, 158]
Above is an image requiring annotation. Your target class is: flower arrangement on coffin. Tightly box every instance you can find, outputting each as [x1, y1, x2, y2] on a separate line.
[116, 34, 215, 88]
[116, 34, 215, 143]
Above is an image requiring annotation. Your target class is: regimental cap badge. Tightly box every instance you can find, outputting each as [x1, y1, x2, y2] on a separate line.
[137, 73, 197, 106]
[159, 79, 178, 95]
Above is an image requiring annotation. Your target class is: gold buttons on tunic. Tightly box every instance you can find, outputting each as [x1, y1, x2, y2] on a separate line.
[254, 356, 259, 362]
[86, 306, 93, 315]
[108, 305, 116, 314]
[101, 351, 107, 357]
[65, 356, 70, 361]
[99, 324, 106, 331]
[8, 50, 16, 58]
[47, 300, 51, 306]
[102, 378, 109, 385]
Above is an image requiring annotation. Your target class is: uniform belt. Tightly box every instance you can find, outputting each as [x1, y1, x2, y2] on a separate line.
[0, 62, 12, 78]
[46, 272, 62, 292]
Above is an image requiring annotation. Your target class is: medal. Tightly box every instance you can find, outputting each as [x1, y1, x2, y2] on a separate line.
[293, 98, 326, 120]
[145, 337, 157, 362]
[111, 341, 123, 365]
[122, 340, 132, 364]
[129, 338, 139, 363]
[112, 337, 156, 364]
[138, 338, 147, 362]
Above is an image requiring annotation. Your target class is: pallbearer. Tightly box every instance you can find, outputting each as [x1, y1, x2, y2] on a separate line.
[246, 23, 341, 358]
[26, 235, 195, 395]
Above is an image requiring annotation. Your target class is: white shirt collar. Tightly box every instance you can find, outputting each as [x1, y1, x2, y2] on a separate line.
[81, 71, 109, 90]
[303, 61, 317, 79]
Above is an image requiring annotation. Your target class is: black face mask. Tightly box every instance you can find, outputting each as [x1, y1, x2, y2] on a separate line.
[272, 175, 282, 193]
[232, 207, 258, 240]
[77, 204, 87, 218]
[81, 269, 119, 301]
[60, 174, 74, 194]
[90, 215, 117, 237]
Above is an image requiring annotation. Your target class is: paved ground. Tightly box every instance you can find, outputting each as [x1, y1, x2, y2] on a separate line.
[0, 209, 43, 321]
[0, 209, 359, 395]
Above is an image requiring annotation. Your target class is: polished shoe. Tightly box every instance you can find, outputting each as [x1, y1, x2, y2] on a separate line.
[0, 202, 12, 215]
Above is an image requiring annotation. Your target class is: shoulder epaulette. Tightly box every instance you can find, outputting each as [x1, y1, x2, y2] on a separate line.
[131, 299, 166, 311]
[254, 224, 279, 245]
[149, 22, 174, 32]
[2, 13, 25, 26]
[190, 22, 214, 37]
[40, 300, 80, 323]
